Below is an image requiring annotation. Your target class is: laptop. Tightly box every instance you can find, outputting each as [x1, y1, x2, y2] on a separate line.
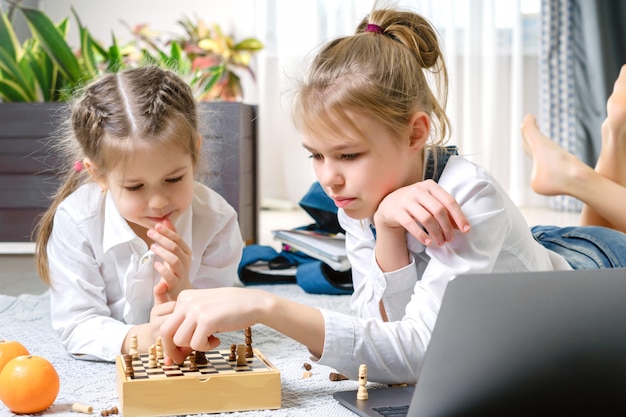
[334, 268, 626, 417]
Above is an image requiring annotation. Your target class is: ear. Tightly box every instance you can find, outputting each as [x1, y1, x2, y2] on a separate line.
[196, 134, 203, 151]
[407, 111, 430, 152]
[82, 158, 108, 191]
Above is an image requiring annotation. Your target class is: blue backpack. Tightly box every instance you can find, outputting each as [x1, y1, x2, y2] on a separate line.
[238, 182, 353, 295]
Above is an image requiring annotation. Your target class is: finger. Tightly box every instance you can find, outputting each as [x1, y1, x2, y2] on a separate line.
[153, 278, 170, 304]
[154, 261, 178, 286]
[403, 220, 434, 246]
[152, 300, 176, 316]
[161, 218, 177, 233]
[191, 334, 221, 353]
[424, 183, 470, 235]
[159, 313, 190, 364]
[151, 244, 183, 275]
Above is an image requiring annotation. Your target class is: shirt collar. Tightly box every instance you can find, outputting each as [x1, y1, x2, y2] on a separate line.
[102, 192, 139, 253]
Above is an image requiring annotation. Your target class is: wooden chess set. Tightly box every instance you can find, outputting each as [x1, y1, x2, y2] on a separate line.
[115, 327, 281, 417]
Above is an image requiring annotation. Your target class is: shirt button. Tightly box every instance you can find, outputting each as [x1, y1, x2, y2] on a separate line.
[141, 256, 149, 264]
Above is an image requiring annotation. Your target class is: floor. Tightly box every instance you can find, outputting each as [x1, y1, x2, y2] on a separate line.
[0, 207, 579, 297]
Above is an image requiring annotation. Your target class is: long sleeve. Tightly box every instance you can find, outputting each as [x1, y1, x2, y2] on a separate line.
[315, 156, 564, 384]
[47, 182, 244, 362]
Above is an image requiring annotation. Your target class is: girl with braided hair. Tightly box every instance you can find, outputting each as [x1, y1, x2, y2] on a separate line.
[34, 66, 243, 362]
[158, 5, 626, 385]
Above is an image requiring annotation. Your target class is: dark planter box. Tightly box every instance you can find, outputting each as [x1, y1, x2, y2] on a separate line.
[0, 102, 258, 244]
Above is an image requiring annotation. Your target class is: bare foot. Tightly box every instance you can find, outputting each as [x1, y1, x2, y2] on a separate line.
[521, 114, 582, 196]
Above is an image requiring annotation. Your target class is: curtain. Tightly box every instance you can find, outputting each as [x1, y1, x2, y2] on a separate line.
[540, 0, 626, 212]
[256, 0, 541, 208]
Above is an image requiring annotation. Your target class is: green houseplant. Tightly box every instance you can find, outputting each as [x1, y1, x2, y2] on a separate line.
[0, 3, 123, 102]
[125, 15, 264, 102]
[0, 3, 262, 243]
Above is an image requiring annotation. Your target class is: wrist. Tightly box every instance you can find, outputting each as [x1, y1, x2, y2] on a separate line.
[254, 290, 278, 326]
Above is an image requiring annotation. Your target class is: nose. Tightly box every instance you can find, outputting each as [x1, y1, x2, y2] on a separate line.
[317, 160, 343, 189]
[149, 189, 170, 210]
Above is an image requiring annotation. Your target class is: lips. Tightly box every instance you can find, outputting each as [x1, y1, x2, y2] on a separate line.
[147, 212, 172, 223]
[332, 197, 356, 209]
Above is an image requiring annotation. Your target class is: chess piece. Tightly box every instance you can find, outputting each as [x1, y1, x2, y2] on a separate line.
[188, 352, 198, 371]
[71, 403, 93, 414]
[245, 326, 253, 358]
[357, 364, 368, 400]
[129, 334, 139, 360]
[329, 372, 349, 381]
[195, 350, 208, 365]
[123, 354, 134, 379]
[147, 344, 158, 368]
[100, 406, 118, 416]
[236, 344, 247, 366]
[229, 343, 237, 361]
[156, 336, 164, 360]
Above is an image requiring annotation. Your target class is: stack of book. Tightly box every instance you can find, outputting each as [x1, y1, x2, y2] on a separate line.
[272, 229, 350, 271]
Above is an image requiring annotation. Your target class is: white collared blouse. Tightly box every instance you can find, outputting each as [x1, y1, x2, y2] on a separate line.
[47, 181, 243, 362]
[314, 155, 572, 384]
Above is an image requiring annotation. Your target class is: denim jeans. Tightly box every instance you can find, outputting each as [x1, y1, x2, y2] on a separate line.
[532, 225, 626, 269]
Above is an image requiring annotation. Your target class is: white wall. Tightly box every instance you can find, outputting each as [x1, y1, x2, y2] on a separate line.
[38, 0, 259, 49]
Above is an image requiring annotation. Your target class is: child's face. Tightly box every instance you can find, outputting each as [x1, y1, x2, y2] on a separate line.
[303, 112, 423, 220]
[104, 140, 195, 241]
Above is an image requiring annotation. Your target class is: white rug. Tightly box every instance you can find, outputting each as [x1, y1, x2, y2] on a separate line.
[0, 284, 368, 417]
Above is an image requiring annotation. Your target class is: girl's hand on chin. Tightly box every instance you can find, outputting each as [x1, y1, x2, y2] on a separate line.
[375, 179, 470, 246]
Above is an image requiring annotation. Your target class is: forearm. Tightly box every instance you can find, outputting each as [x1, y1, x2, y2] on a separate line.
[374, 225, 411, 272]
[259, 292, 326, 357]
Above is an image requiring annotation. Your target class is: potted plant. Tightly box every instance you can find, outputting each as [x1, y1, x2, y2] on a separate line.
[0, 3, 263, 243]
[121, 17, 264, 245]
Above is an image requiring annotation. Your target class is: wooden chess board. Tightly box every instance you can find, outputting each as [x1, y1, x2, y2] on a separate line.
[115, 348, 281, 417]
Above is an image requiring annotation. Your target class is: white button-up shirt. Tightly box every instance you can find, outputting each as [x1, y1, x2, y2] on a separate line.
[315, 156, 572, 384]
[47, 181, 243, 362]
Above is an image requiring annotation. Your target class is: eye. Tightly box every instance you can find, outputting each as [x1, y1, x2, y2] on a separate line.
[125, 184, 143, 192]
[166, 175, 184, 184]
[341, 153, 359, 160]
[308, 153, 323, 160]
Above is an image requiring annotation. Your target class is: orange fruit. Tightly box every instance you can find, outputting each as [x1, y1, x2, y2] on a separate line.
[0, 340, 29, 373]
[0, 355, 60, 414]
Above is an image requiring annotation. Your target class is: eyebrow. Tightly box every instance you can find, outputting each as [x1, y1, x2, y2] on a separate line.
[302, 143, 358, 153]
[123, 166, 188, 183]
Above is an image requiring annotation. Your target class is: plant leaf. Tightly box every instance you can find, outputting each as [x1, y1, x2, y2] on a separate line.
[0, 46, 36, 101]
[107, 35, 125, 72]
[0, 9, 21, 61]
[72, 7, 97, 80]
[234, 38, 264, 52]
[0, 78, 31, 102]
[20, 7, 81, 82]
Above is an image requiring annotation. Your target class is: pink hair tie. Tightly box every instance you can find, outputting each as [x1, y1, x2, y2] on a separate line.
[365, 24, 383, 34]
[74, 161, 84, 172]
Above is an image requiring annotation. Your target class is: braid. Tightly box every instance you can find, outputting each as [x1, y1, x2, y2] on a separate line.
[34, 65, 202, 287]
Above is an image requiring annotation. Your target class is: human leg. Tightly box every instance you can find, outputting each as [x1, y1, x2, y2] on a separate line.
[521, 65, 626, 233]
[532, 225, 626, 269]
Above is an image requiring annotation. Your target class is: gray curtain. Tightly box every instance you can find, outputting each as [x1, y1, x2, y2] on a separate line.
[540, 0, 626, 211]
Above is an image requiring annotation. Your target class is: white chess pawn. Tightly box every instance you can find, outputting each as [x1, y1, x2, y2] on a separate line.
[357, 364, 368, 400]
[129, 334, 139, 360]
